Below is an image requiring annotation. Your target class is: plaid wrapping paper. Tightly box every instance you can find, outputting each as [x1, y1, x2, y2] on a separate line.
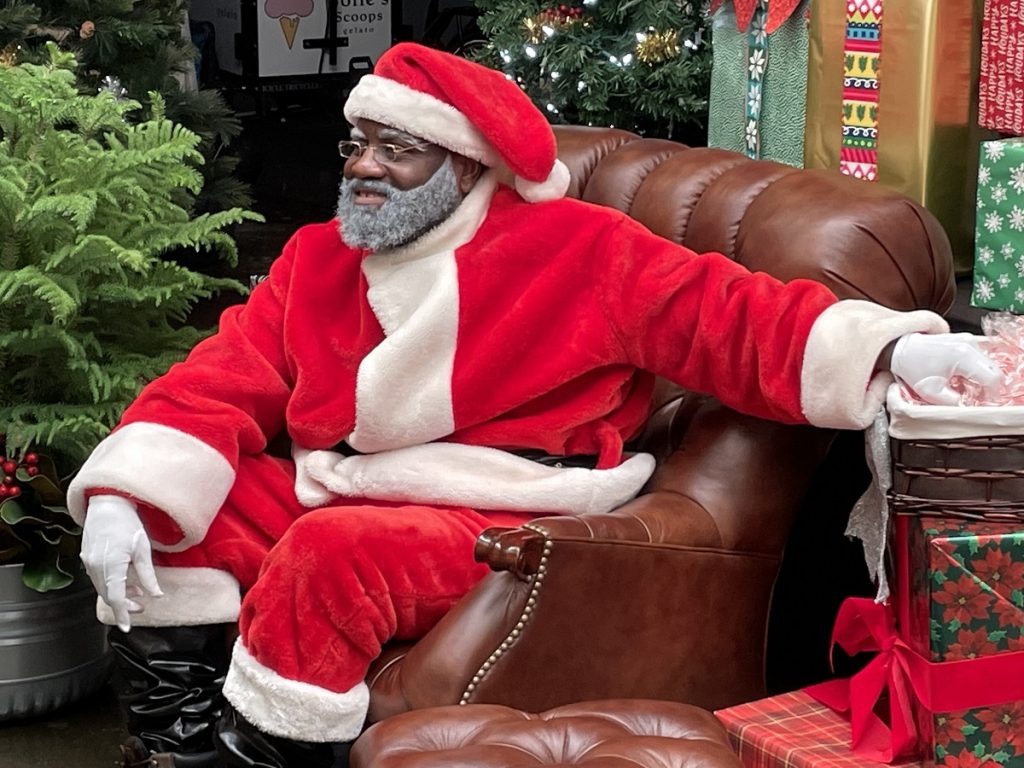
[715, 690, 922, 768]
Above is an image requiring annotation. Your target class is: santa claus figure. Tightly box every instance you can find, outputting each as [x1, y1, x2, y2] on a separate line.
[72, 42, 997, 768]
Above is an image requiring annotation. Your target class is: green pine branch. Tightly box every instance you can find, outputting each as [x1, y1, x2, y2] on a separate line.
[473, 0, 712, 141]
[0, 44, 259, 471]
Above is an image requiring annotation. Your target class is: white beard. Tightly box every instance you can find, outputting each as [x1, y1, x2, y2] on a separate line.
[336, 156, 463, 252]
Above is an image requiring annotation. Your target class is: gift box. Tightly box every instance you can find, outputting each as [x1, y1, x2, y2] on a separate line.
[707, 0, 809, 167]
[715, 689, 923, 768]
[804, 0, 986, 273]
[972, 138, 1024, 312]
[895, 514, 1024, 768]
[979, 0, 1024, 136]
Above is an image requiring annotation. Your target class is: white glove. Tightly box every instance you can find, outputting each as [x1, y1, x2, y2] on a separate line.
[80, 494, 162, 632]
[890, 332, 1003, 406]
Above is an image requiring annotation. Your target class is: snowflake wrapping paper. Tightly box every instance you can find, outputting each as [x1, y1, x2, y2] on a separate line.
[973, 138, 1024, 312]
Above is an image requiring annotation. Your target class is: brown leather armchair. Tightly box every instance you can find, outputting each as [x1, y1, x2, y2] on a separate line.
[364, 126, 956, 721]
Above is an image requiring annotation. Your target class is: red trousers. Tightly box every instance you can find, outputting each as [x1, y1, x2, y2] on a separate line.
[153, 453, 536, 694]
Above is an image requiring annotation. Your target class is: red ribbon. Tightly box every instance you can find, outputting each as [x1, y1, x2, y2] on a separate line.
[805, 597, 1024, 763]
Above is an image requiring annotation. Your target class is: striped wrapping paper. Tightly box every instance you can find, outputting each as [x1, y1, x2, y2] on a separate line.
[839, 1, 883, 181]
[715, 690, 922, 768]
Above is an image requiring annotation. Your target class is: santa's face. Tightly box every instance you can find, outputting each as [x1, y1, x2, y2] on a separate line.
[343, 119, 450, 195]
[336, 119, 481, 252]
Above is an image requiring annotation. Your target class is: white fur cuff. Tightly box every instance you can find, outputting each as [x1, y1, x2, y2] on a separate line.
[800, 300, 948, 430]
[96, 567, 241, 627]
[67, 422, 235, 552]
[224, 640, 369, 742]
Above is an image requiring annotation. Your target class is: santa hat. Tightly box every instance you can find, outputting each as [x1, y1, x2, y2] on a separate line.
[343, 43, 570, 203]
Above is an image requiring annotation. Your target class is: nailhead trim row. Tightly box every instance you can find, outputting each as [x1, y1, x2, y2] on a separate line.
[459, 531, 553, 703]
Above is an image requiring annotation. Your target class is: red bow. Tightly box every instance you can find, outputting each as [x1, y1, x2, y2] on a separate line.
[805, 597, 1024, 763]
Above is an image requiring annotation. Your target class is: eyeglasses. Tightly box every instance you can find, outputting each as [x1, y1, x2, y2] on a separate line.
[338, 140, 431, 164]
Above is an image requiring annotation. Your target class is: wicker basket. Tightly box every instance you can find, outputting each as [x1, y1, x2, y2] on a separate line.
[886, 385, 1024, 521]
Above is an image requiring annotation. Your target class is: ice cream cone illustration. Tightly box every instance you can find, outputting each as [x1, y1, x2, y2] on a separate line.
[265, 0, 313, 50]
[279, 16, 300, 49]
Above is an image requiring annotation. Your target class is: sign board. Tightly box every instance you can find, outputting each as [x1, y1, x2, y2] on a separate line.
[258, 0, 392, 77]
[189, 0, 393, 79]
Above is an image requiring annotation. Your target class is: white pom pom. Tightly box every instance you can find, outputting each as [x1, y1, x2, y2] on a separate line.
[514, 159, 571, 203]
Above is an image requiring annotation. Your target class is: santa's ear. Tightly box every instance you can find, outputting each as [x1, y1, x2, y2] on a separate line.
[451, 154, 484, 195]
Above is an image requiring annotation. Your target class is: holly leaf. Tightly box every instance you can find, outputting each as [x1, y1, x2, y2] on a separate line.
[15, 465, 65, 506]
[962, 724, 979, 736]
[990, 629, 1008, 643]
[993, 750, 1012, 762]
[21, 547, 75, 592]
[1012, 589, 1023, 607]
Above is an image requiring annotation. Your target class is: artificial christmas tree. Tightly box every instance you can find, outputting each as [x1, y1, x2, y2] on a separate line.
[473, 0, 712, 143]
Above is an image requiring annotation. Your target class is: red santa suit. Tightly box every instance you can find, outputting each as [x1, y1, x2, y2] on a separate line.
[67, 44, 949, 743]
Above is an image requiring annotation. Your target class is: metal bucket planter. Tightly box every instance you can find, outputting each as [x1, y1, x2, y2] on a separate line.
[0, 563, 111, 720]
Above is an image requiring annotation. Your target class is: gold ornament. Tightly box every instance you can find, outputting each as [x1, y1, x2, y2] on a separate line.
[0, 44, 17, 68]
[636, 29, 681, 64]
[523, 15, 544, 44]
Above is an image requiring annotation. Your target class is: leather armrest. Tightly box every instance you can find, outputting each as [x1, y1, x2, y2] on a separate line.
[474, 491, 722, 578]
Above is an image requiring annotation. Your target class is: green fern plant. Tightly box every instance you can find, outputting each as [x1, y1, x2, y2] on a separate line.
[0, 44, 260, 589]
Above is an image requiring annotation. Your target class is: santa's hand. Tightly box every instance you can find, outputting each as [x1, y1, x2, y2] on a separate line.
[80, 495, 162, 632]
[890, 332, 1003, 406]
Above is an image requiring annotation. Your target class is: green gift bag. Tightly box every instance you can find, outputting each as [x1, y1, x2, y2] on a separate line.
[708, 0, 808, 167]
[972, 138, 1024, 312]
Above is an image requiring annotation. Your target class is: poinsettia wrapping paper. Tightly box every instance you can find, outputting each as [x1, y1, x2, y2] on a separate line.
[900, 515, 1024, 767]
[973, 138, 1024, 312]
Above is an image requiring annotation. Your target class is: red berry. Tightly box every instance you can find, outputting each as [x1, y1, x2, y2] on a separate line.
[6, 486, 19, 498]
[24, 453, 38, 465]
[2, 476, 11, 484]
[25, 467, 38, 476]
[0, 486, 8, 498]
[1, 461, 15, 474]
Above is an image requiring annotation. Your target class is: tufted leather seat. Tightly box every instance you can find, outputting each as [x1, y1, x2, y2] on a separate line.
[351, 699, 743, 768]
[363, 126, 955, 720]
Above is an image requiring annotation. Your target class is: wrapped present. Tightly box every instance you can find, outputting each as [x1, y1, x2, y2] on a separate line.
[707, 0, 809, 167]
[715, 689, 922, 768]
[979, 0, 1024, 135]
[972, 138, 1024, 312]
[894, 514, 1024, 768]
[804, 0, 986, 273]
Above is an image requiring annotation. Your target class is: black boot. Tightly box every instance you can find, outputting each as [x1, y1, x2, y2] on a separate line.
[109, 625, 232, 768]
[215, 703, 343, 768]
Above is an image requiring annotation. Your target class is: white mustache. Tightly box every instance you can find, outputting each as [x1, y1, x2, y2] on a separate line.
[347, 179, 395, 198]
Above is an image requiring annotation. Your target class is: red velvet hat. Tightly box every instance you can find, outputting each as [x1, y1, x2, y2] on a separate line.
[343, 42, 570, 203]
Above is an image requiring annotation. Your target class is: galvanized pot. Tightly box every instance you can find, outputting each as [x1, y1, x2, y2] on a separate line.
[0, 563, 111, 720]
